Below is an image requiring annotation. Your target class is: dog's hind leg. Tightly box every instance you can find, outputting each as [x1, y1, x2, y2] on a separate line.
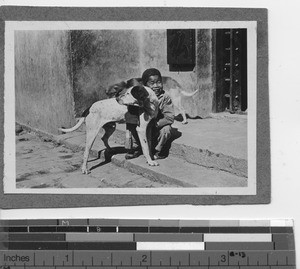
[81, 115, 103, 174]
[178, 105, 188, 124]
[101, 122, 116, 150]
[173, 97, 188, 124]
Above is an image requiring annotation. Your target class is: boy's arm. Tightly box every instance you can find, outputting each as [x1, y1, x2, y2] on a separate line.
[156, 95, 175, 128]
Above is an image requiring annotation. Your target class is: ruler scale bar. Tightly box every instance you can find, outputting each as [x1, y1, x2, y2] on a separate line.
[0, 250, 296, 266]
[2, 267, 297, 269]
[0, 219, 296, 268]
[1, 242, 283, 251]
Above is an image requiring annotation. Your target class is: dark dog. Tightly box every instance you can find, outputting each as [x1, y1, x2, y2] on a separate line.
[107, 76, 199, 124]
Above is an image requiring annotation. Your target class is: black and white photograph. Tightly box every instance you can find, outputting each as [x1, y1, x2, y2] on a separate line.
[0, 7, 269, 206]
[3, 19, 258, 196]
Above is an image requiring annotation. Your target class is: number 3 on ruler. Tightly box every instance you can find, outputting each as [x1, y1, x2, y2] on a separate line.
[221, 255, 227, 262]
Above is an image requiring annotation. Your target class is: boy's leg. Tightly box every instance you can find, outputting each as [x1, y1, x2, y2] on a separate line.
[154, 125, 172, 159]
[125, 123, 142, 159]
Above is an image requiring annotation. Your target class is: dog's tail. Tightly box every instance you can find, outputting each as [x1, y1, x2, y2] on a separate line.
[180, 89, 199, 97]
[59, 117, 85, 133]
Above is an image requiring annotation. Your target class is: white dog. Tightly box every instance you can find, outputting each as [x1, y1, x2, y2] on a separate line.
[59, 85, 159, 174]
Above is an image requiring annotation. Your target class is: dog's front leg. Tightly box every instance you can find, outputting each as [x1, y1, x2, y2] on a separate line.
[136, 118, 159, 166]
[136, 126, 158, 166]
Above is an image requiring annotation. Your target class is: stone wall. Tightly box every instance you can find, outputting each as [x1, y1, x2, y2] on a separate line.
[72, 29, 215, 118]
[14, 28, 216, 135]
[71, 30, 141, 116]
[15, 30, 76, 134]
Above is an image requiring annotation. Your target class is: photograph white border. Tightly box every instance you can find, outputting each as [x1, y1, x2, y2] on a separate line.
[4, 20, 257, 195]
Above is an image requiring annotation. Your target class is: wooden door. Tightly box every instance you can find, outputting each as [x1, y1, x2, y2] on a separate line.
[214, 29, 248, 113]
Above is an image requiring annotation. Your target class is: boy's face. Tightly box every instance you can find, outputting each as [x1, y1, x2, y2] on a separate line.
[146, 75, 163, 96]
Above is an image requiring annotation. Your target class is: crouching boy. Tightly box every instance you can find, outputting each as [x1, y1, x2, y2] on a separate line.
[141, 68, 175, 159]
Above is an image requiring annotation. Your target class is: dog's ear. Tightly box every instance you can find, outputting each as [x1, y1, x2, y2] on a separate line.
[114, 81, 126, 92]
[131, 86, 149, 104]
[116, 88, 128, 98]
[126, 78, 142, 87]
[106, 81, 126, 97]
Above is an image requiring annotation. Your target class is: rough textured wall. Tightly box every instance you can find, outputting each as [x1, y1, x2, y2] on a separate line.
[141, 29, 214, 118]
[15, 30, 76, 134]
[71, 30, 141, 116]
[71, 29, 214, 118]
[193, 29, 214, 117]
[13, 29, 214, 135]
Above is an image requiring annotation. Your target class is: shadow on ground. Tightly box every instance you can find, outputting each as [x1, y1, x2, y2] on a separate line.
[89, 146, 127, 171]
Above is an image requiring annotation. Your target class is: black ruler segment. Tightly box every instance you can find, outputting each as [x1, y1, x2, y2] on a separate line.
[180, 227, 209, 233]
[150, 227, 180, 233]
[89, 226, 117, 233]
[29, 226, 57, 233]
[69, 242, 136, 250]
[271, 227, 294, 233]
[57, 226, 87, 233]
[0, 242, 136, 250]
[0, 219, 296, 268]
[118, 227, 149, 233]
[0, 226, 28, 233]
[205, 242, 275, 250]
[3, 233, 65, 241]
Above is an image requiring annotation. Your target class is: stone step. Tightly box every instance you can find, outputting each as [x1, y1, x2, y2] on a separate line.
[111, 153, 247, 188]
[111, 122, 247, 178]
[55, 130, 247, 188]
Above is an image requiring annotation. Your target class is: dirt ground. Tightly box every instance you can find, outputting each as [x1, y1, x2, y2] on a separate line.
[15, 129, 178, 189]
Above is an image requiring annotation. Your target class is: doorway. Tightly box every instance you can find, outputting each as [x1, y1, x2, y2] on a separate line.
[214, 29, 248, 113]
